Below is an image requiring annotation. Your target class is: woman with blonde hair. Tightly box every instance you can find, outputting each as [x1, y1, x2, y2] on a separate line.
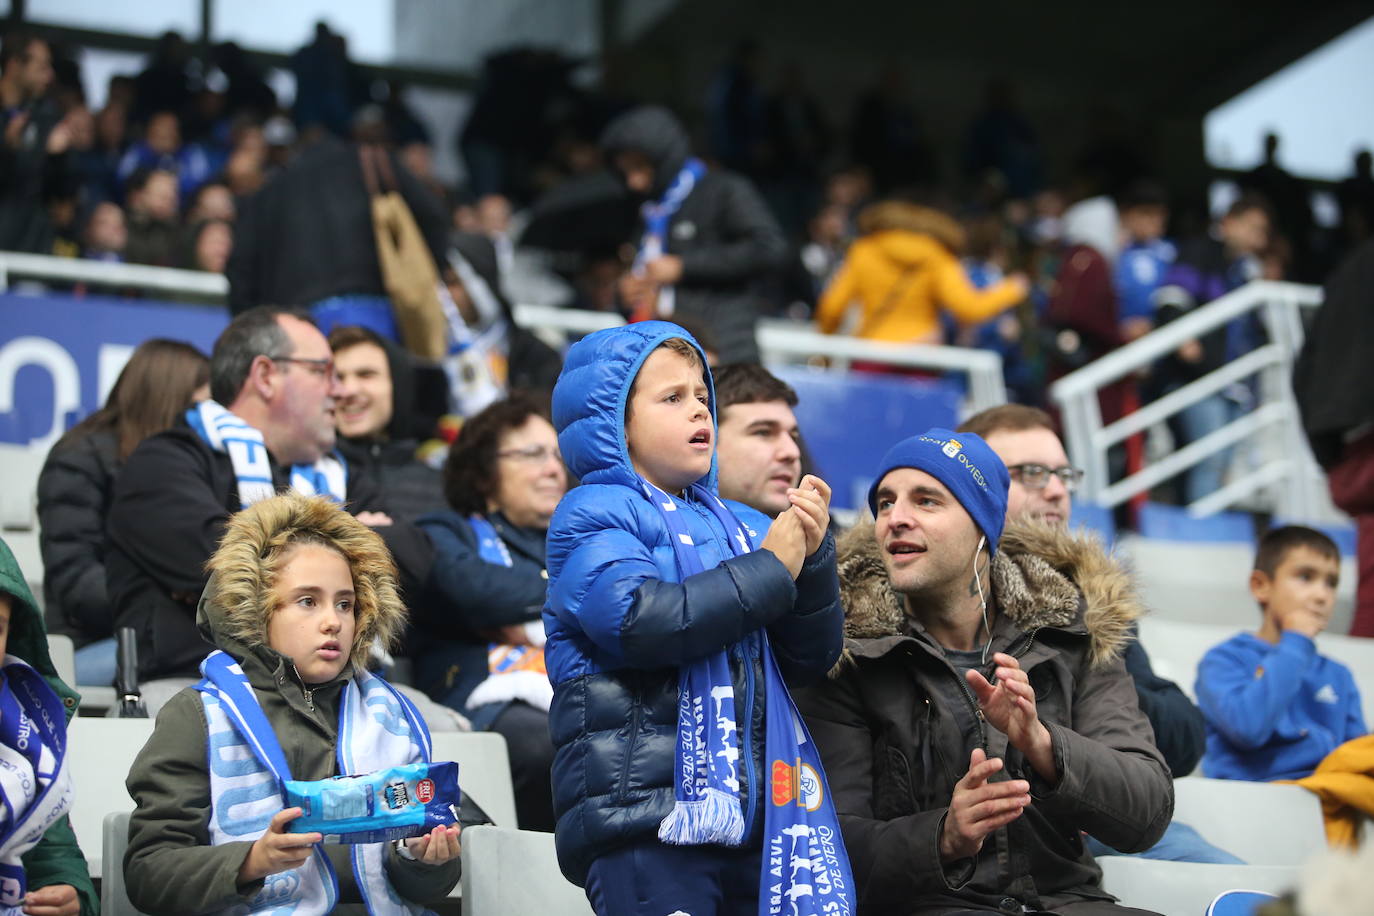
[815, 200, 1028, 348]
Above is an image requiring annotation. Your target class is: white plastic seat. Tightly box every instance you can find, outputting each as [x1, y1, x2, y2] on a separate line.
[101, 811, 144, 916]
[428, 730, 518, 829]
[1173, 776, 1326, 866]
[67, 716, 154, 875]
[459, 825, 593, 916]
[1099, 858, 1299, 915]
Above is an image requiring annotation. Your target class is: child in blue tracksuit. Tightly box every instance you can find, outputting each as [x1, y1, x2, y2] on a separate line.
[543, 322, 847, 916]
[1196, 525, 1367, 781]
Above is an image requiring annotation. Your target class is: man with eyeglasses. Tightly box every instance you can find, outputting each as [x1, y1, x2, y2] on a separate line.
[107, 307, 433, 689]
[959, 404, 1240, 866]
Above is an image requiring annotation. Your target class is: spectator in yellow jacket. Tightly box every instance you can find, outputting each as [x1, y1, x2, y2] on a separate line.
[815, 201, 1027, 344]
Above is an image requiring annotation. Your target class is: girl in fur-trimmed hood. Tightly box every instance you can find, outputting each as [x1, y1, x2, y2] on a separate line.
[198, 491, 406, 674]
[125, 493, 461, 916]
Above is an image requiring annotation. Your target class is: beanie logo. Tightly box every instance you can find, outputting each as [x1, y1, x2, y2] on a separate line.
[942, 439, 963, 459]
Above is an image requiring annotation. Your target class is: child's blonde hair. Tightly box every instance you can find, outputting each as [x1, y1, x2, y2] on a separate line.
[206, 492, 405, 669]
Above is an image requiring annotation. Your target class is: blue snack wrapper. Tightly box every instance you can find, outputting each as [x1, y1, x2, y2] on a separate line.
[286, 761, 461, 844]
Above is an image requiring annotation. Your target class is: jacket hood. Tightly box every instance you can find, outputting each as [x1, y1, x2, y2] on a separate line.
[599, 105, 691, 198]
[857, 201, 966, 255]
[196, 493, 409, 674]
[835, 517, 1139, 669]
[0, 538, 68, 692]
[552, 320, 716, 490]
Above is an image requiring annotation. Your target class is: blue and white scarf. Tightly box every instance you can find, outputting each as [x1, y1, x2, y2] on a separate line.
[195, 650, 434, 916]
[0, 658, 72, 915]
[187, 400, 347, 508]
[642, 481, 855, 916]
[633, 157, 707, 319]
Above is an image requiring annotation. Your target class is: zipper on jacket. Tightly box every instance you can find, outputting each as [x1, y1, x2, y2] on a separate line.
[616, 690, 643, 803]
[738, 635, 759, 833]
[290, 663, 316, 712]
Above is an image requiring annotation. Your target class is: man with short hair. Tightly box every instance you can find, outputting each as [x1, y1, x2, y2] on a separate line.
[107, 307, 429, 681]
[330, 324, 444, 523]
[958, 405, 1240, 865]
[795, 428, 1172, 914]
[713, 363, 801, 517]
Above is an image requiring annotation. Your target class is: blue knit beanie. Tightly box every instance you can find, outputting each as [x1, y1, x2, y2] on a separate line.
[866, 428, 1011, 553]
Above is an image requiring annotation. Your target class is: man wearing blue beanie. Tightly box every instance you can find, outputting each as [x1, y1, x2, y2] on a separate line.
[794, 427, 1173, 915]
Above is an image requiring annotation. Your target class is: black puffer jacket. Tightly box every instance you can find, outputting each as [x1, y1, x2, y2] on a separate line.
[600, 106, 788, 364]
[37, 428, 120, 645]
[794, 520, 1173, 914]
[106, 421, 434, 680]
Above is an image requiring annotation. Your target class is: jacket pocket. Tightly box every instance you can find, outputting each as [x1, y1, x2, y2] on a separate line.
[873, 730, 918, 820]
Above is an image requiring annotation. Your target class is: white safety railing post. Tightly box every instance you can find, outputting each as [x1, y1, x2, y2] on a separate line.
[1050, 279, 1327, 521]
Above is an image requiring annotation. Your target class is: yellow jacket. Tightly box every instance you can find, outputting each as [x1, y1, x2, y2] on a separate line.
[815, 204, 1024, 344]
[1290, 734, 1374, 848]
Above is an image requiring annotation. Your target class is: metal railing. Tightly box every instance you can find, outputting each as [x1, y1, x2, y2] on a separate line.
[513, 305, 1009, 414]
[1050, 279, 1330, 521]
[1, 250, 1008, 415]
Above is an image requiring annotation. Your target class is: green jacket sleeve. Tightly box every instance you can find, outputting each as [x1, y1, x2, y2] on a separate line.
[125, 689, 262, 916]
[384, 843, 461, 904]
[21, 815, 97, 916]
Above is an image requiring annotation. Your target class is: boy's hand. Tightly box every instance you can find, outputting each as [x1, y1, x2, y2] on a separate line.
[22, 884, 79, 916]
[238, 808, 322, 885]
[1281, 606, 1329, 639]
[403, 824, 462, 865]
[787, 474, 831, 556]
[761, 510, 805, 580]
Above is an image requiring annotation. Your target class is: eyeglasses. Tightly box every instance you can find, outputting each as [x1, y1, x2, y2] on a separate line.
[497, 444, 563, 465]
[1007, 463, 1085, 492]
[269, 355, 335, 379]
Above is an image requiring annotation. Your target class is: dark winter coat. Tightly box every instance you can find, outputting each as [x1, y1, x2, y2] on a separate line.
[36, 428, 120, 645]
[0, 538, 97, 916]
[0, 96, 71, 253]
[106, 421, 433, 680]
[542, 320, 844, 885]
[1122, 623, 1206, 778]
[1294, 238, 1374, 467]
[226, 136, 448, 312]
[600, 107, 788, 364]
[793, 520, 1173, 915]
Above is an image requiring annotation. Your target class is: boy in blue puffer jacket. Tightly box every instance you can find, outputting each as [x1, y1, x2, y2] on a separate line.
[544, 322, 849, 915]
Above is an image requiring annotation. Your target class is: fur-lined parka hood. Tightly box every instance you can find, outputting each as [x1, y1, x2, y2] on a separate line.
[836, 517, 1139, 670]
[196, 492, 407, 675]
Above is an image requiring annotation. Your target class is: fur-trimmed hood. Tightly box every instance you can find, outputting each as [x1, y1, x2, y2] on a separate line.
[836, 517, 1139, 669]
[196, 492, 407, 674]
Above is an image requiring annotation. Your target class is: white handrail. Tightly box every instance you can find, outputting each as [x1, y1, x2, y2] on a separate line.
[1, 250, 1009, 415]
[0, 251, 228, 299]
[1050, 278, 1333, 523]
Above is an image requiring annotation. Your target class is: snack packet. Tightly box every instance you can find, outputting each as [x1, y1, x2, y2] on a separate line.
[286, 761, 461, 844]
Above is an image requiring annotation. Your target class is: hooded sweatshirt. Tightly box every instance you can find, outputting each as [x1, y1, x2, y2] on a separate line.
[122, 497, 459, 915]
[599, 107, 788, 365]
[542, 320, 843, 885]
[0, 539, 97, 916]
[816, 201, 1025, 345]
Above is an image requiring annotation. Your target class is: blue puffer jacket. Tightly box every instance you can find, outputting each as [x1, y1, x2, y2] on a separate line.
[543, 321, 844, 886]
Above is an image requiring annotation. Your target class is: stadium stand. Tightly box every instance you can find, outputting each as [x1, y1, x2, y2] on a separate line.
[459, 826, 595, 916]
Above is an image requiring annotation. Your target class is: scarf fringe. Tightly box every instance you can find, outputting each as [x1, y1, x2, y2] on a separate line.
[657, 787, 745, 846]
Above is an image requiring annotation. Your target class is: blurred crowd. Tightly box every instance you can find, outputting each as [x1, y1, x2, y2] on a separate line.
[5, 24, 1374, 432]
